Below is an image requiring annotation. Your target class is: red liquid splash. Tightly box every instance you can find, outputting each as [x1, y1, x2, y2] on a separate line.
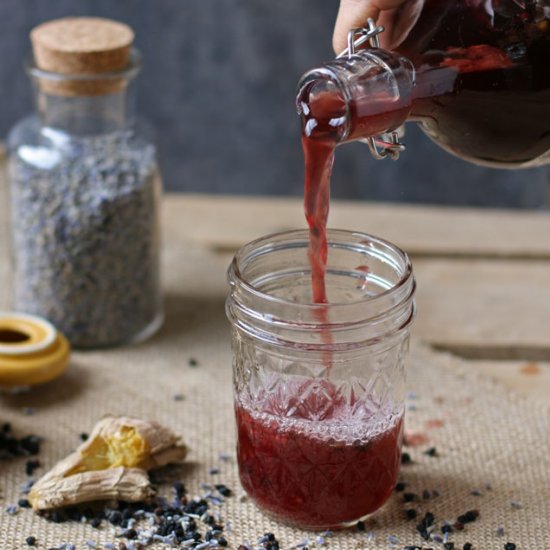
[236, 380, 404, 529]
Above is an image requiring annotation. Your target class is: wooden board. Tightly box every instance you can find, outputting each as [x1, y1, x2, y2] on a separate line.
[164, 194, 550, 259]
[164, 194, 550, 357]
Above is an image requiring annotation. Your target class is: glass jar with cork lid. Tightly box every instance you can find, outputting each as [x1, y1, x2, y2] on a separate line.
[7, 17, 163, 348]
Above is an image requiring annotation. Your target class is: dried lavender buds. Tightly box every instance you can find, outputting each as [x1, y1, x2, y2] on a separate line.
[0, 423, 42, 460]
[9, 132, 162, 348]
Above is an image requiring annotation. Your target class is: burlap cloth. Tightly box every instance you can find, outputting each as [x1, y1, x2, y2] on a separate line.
[0, 239, 549, 550]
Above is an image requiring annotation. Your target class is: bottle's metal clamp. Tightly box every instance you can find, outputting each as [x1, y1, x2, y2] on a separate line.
[337, 19, 406, 161]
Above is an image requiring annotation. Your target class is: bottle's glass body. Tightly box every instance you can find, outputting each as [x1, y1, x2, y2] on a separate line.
[297, 0, 550, 167]
[7, 52, 163, 348]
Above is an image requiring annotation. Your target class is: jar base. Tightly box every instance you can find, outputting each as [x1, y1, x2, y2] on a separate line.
[248, 493, 392, 532]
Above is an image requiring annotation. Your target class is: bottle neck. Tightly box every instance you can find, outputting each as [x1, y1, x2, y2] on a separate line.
[27, 49, 141, 137]
[33, 84, 135, 136]
[297, 49, 416, 145]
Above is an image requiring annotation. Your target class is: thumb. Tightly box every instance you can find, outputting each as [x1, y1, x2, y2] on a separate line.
[333, 0, 380, 54]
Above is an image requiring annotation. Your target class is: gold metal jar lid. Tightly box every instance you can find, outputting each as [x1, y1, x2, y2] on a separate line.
[0, 313, 70, 387]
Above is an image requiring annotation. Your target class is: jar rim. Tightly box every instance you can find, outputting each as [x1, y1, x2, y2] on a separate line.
[25, 47, 142, 83]
[229, 228, 413, 311]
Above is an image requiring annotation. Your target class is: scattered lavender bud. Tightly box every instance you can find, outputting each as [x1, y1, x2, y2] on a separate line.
[25, 459, 40, 476]
[424, 447, 438, 457]
[401, 452, 412, 465]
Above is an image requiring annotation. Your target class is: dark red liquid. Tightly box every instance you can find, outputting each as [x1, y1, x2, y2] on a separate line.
[236, 380, 404, 529]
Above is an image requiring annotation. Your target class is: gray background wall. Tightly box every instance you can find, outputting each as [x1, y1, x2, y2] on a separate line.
[1, 0, 549, 209]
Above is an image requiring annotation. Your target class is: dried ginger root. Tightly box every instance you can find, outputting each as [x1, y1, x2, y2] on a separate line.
[29, 416, 187, 511]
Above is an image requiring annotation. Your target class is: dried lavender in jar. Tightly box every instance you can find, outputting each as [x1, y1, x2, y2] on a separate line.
[7, 17, 163, 348]
[9, 135, 161, 347]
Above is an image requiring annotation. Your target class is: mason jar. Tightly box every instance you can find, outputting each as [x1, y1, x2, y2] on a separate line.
[226, 229, 416, 530]
[7, 18, 162, 349]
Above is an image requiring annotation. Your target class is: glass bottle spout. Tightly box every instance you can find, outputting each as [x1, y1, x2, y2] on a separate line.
[296, 20, 415, 160]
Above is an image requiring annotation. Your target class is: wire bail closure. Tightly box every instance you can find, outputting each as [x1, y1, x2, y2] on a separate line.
[337, 19, 406, 161]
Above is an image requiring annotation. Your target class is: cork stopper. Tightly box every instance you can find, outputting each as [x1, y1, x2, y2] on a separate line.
[30, 17, 135, 96]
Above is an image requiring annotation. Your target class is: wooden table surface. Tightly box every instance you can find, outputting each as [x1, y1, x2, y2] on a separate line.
[163, 193, 550, 401]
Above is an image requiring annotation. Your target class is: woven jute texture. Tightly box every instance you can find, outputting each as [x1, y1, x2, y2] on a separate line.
[0, 229, 549, 549]
[0, 259, 549, 550]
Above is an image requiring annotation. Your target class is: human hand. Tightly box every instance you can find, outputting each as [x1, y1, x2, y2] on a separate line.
[333, 0, 425, 53]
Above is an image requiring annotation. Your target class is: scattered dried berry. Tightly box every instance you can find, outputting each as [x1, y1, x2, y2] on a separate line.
[173, 480, 186, 497]
[0, 425, 42, 459]
[356, 520, 365, 531]
[504, 544, 516, 550]
[424, 447, 438, 457]
[18, 498, 31, 508]
[463, 544, 473, 550]
[416, 511, 436, 541]
[122, 528, 137, 539]
[401, 452, 412, 464]
[25, 459, 40, 476]
[457, 510, 479, 524]
[25, 536, 37, 546]
[395, 481, 406, 492]
[403, 492, 418, 503]
[107, 510, 122, 526]
[215, 484, 232, 497]
[405, 509, 418, 520]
